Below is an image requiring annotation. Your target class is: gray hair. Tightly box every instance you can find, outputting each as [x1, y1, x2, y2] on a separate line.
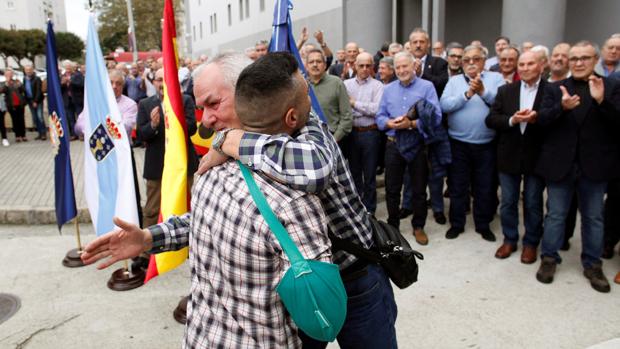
[388, 42, 403, 52]
[530, 45, 549, 59]
[192, 52, 253, 89]
[394, 51, 415, 64]
[572, 40, 600, 57]
[379, 56, 394, 68]
[409, 27, 429, 42]
[244, 47, 256, 54]
[464, 45, 487, 58]
[446, 42, 463, 52]
[108, 69, 125, 84]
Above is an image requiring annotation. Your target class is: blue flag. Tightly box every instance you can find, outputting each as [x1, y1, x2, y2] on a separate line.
[83, 14, 139, 236]
[269, 0, 327, 123]
[46, 20, 77, 230]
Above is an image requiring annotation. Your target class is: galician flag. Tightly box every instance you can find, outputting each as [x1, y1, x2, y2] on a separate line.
[46, 20, 77, 230]
[144, 0, 190, 282]
[83, 14, 139, 236]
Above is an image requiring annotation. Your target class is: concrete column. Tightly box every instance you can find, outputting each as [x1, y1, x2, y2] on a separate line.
[431, 0, 445, 44]
[344, 0, 392, 52]
[421, 0, 430, 32]
[501, 0, 566, 49]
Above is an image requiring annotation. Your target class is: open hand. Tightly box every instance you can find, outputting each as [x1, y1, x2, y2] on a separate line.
[560, 85, 580, 110]
[81, 217, 152, 270]
[588, 75, 604, 104]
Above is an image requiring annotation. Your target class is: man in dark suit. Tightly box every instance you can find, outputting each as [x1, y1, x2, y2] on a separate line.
[137, 68, 198, 227]
[486, 51, 547, 264]
[23, 64, 46, 140]
[60, 61, 84, 140]
[535, 41, 620, 293]
[329, 42, 359, 80]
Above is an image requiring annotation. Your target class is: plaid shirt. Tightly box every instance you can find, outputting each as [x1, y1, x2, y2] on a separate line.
[238, 114, 374, 269]
[149, 161, 330, 348]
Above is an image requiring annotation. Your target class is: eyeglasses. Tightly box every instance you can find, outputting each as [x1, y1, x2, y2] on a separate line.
[357, 64, 372, 68]
[448, 54, 462, 59]
[568, 56, 594, 63]
[462, 57, 483, 64]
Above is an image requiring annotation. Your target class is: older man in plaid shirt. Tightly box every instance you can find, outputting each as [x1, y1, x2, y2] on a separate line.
[82, 53, 398, 348]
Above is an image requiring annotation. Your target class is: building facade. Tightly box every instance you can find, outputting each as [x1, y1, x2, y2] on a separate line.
[0, 0, 67, 32]
[185, 0, 619, 58]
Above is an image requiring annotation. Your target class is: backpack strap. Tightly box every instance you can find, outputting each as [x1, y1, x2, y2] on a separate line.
[237, 161, 305, 264]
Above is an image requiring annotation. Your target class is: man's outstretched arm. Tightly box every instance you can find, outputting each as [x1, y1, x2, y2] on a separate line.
[81, 213, 191, 269]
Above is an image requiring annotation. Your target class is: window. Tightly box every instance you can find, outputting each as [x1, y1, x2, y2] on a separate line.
[10, 24, 16, 30]
[7, 1, 14, 9]
[239, 0, 243, 20]
[227, 4, 232, 26]
[199, 21, 203, 39]
[244, 0, 249, 18]
[260, 0, 265, 12]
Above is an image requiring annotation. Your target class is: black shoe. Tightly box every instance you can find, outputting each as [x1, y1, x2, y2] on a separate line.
[601, 245, 615, 259]
[399, 208, 413, 219]
[536, 256, 557, 284]
[376, 167, 384, 175]
[476, 228, 496, 242]
[583, 264, 611, 293]
[445, 227, 463, 239]
[560, 240, 570, 251]
[426, 199, 432, 209]
[433, 211, 446, 225]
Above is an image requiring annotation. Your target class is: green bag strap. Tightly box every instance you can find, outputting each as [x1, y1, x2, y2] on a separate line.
[237, 161, 305, 264]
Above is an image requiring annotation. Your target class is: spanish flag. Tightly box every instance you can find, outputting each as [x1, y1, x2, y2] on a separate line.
[145, 0, 189, 282]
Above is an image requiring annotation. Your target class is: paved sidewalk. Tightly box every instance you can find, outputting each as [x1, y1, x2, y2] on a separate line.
[0, 131, 146, 225]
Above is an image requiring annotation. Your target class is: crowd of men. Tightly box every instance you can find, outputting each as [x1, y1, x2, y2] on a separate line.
[2, 25, 619, 348]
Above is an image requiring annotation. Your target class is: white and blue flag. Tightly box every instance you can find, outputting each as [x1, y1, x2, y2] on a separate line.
[83, 14, 139, 236]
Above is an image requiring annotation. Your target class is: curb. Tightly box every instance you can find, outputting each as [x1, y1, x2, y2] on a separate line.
[0, 206, 92, 225]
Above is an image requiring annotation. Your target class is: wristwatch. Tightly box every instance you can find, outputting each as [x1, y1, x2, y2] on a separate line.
[212, 128, 234, 156]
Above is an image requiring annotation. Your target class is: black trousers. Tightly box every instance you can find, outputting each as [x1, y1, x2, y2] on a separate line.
[8, 107, 25, 137]
[0, 110, 7, 139]
[384, 141, 428, 229]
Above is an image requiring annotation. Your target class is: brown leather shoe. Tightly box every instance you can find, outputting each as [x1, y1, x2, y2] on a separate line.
[615, 271, 620, 285]
[414, 228, 428, 246]
[494, 243, 516, 259]
[520, 246, 538, 264]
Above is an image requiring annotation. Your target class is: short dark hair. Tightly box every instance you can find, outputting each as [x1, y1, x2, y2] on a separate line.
[380, 41, 390, 52]
[495, 36, 510, 44]
[235, 52, 301, 132]
[446, 42, 463, 51]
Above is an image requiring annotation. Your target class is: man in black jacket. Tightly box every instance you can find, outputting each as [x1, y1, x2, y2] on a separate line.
[535, 41, 620, 293]
[137, 68, 198, 227]
[486, 51, 546, 264]
[23, 64, 46, 140]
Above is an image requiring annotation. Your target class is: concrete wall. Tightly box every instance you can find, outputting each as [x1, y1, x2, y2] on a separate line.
[444, 0, 502, 50]
[502, 0, 566, 49]
[396, 0, 423, 44]
[343, 0, 392, 53]
[564, 0, 620, 46]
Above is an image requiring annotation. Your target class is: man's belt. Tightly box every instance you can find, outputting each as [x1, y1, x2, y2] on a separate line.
[352, 124, 378, 132]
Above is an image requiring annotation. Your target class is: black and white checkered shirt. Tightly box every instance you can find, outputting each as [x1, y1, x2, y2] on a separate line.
[238, 115, 374, 269]
[149, 161, 330, 348]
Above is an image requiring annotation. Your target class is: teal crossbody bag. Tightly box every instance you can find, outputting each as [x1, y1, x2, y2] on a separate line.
[238, 161, 347, 342]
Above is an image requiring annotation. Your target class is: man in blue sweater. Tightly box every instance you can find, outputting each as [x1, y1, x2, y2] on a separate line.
[440, 45, 505, 241]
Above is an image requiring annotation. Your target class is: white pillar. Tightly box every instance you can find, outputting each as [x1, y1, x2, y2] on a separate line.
[431, 0, 445, 44]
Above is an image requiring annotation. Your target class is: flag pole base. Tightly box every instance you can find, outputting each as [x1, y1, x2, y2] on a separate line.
[62, 248, 85, 268]
[173, 295, 188, 324]
[107, 267, 145, 291]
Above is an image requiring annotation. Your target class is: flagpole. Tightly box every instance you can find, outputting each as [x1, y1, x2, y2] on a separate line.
[126, 0, 138, 63]
[62, 217, 86, 267]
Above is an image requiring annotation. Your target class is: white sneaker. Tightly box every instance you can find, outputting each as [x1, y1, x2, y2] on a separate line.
[1, 139, 9, 147]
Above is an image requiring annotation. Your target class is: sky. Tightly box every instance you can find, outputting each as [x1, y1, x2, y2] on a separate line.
[65, 0, 90, 40]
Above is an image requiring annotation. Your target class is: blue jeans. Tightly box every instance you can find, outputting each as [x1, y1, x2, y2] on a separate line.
[28, 102, 46, 136]
[541, 168, 607, 268]
[448, 139, 497, 231]
[499, 173, 544, 247]
[349, 129, 380, 213]
[428, 174, 445, 213]
[299, 264, 398, 349]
